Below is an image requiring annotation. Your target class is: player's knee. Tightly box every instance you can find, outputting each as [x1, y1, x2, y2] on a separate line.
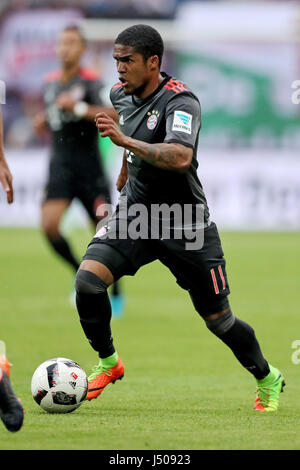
[75, 269, 108, 295]
[205, 309, 235, 337]
[41, 219, 60, 240]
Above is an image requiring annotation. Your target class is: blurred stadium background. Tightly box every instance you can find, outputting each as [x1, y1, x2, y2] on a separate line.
[1, 0, 300, 229]
[1, 0, 300, 451]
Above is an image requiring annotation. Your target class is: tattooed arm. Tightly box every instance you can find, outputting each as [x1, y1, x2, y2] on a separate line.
[116, 150, 128, 191]
[120, 139, 192, 174]
[95, 112, 193, 174]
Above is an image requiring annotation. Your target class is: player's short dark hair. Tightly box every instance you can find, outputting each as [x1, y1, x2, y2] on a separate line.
[62, 24, 87, 46]
[115, 24, 164, 68]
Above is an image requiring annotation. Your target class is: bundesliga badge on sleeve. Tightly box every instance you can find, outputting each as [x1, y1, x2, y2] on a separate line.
[172, 110, 192, 134]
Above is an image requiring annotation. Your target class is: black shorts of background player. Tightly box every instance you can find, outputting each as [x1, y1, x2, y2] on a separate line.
[74, 25, 284, 410]
[33, 25, 124, 317]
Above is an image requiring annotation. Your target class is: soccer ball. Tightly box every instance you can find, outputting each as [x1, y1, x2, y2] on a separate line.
[31, 357, 88, 413]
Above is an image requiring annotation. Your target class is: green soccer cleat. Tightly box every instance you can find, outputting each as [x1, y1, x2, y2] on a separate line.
[254, 364, 285, 412]
[86, 356, 124, 401]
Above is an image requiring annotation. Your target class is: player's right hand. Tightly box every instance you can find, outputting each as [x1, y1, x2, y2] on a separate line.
[95, 112, 126, 147]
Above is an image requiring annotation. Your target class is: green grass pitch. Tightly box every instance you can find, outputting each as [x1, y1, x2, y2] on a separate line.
[0, 227, 299, 450]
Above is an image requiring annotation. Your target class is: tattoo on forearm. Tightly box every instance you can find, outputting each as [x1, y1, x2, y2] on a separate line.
[125, 139, 187, 171]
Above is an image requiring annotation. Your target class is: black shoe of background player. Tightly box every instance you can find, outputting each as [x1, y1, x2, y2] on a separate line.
[0, 367, 24, 432]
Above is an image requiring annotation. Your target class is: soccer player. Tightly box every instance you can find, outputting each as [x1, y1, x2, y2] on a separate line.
[74, 25, 285, 412]
[34, 25, 124, 316]
[0, 109, 24, 432]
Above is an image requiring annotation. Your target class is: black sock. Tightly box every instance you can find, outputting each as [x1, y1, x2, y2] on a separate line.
[76, 290, 115, 358]
[47, 235, 80, 272]
[219, 317, 270, 380]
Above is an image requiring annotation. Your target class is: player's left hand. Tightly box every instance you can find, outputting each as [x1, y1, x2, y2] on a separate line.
[95, 112, 126, 147]
[56, 92, 76, 112]
[0, 160, 13, 204]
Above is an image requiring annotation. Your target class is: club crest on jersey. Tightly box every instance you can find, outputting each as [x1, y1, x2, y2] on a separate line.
[172, 110, 192, 134]
[146, 110, 160, 130]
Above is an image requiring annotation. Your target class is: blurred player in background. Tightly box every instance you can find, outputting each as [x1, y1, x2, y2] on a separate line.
[0, 108, 24, 432]
[75, 24, 285, 412]
[34, 25, 125, 317]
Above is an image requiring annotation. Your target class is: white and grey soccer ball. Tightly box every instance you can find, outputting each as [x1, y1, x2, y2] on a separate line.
[31, 357, 88, 413]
